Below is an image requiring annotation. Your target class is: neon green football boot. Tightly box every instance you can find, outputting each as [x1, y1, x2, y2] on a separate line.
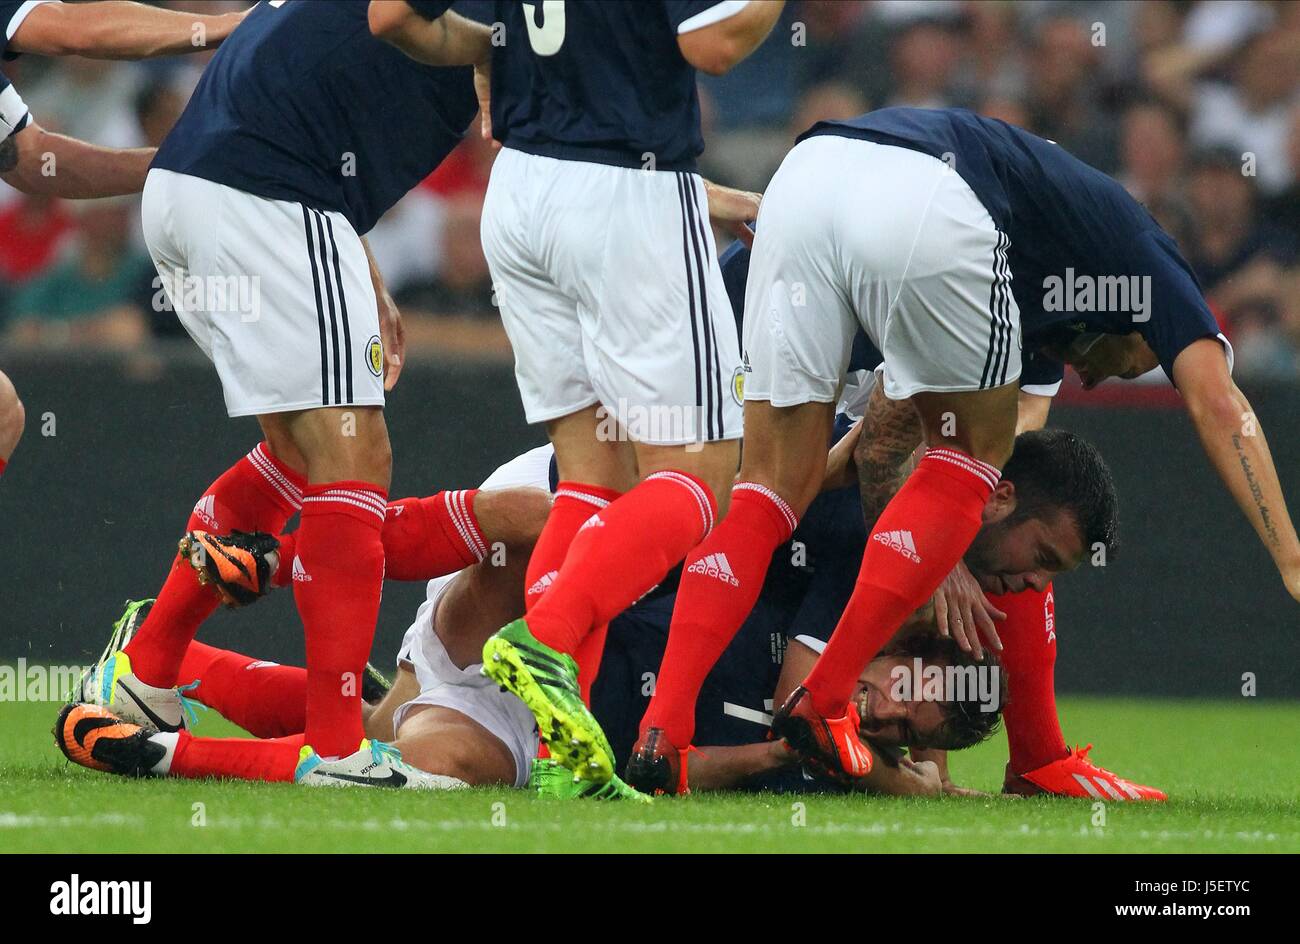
[482, 618, 614, 782]
[530, 757, 652, 803]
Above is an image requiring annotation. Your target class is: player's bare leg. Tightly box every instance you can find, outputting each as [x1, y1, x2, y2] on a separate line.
[779, 382, 1018, 780]
[630, 400, 830, 793]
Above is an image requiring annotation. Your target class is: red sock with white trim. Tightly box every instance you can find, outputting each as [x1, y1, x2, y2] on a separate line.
[642, 483, 798, 746]
[125, 443, 305, 686]
[178, 641, 307, 738]
[526, 470, 718, 656]
[804, 448, 1000, 717]
[524, 482, 622, 610]
[987, 583, 1068, 772]
[294, 480, 387, 757]
[273, 489, 485, 587]
[166, 731, 303, 782]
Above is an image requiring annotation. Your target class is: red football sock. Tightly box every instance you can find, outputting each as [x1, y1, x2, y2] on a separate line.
[643, 483, 798, 745]
[125, 443, 305, 686]
[574, 624, 608, 705]
[524, 482, 622, 609]
[805, 448, 999, 717]
[0, 457, 7, 476]
[272, 489, 487, 587]
[526, 470, 718, 656]
[169, 731, 303, 782]
[178, 641, 307, 739]
[294, 481, 387, 757]
[987, 583, 1067, 772]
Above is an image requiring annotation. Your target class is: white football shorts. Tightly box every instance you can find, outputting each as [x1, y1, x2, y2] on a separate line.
[481, 147, 744, 445]
[142, 168, 385, 417]
[742, 135, 1021, 406]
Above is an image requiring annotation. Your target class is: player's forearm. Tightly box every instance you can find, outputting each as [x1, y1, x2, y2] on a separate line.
[369, 3, 491, 67]
[686, 741, 797, 791]
[1187, 386, 1300, 586]
[2, 126, 153, 198]
[854, 382, 923, 529]
[11, 1, 244, 59]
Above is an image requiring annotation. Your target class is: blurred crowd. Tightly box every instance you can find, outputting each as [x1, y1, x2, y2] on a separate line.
[1, 0, 1298, 382]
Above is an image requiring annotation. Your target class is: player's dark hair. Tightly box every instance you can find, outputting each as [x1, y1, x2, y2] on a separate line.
[879, 634, 1006, 751]
[1001, 428, 1119, 561]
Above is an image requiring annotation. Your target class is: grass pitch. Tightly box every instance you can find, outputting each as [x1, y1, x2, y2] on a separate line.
[2, 695, 1297, 853]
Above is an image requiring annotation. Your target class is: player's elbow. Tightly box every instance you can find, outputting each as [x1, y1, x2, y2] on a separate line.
[1185, 383, 1249, 434]
[368, 1, 413, 42]
[678, 32, 747, 76]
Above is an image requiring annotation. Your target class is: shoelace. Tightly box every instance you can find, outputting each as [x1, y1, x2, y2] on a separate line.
[369, 739, 410, 770]
[177, 679, 207, 729]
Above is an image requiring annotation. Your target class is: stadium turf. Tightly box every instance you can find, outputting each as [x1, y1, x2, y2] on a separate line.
[2, 695, 1296, 853]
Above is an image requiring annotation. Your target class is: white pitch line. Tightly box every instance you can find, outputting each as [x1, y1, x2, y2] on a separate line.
[0, 811, 1294, 845]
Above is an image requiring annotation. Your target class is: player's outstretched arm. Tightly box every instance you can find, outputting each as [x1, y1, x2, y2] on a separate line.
[368, 1, 491, 68]
[677, 0, 787, 76]
[1173, 338, 1300, 603]
[9, 1, 247, 60]
[0, 122, 153, 198]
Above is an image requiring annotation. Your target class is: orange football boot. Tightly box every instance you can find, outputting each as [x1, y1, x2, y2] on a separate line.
[772, 686, 874, 782]
[179, 529, 279, 608]
[55, 703, 166, 777]
[625, 727, 691, 795]
[1005, 744, 1167, 801]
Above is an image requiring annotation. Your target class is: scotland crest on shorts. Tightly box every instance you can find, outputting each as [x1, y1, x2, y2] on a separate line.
[366, 335, 384, 377]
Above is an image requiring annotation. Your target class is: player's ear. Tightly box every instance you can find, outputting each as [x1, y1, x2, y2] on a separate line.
[982, 479, 1016, 523]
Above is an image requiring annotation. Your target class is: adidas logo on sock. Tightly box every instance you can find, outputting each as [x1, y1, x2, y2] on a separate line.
[527, 571, 556, 598]
[872, 529, 921, 563]
[687, 552, 740, 587]
[579, 514, 604, 532]
[192, 495, 218, 530]
[291, 556, 313, 583]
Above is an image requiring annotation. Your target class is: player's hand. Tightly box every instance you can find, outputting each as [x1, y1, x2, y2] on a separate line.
[932, 559, 1005, 660]
[378, 289, 405, 392]
[902, 758, 943, 795]
[1283, 566, 1300, 605]
[703, 179, 760, 248]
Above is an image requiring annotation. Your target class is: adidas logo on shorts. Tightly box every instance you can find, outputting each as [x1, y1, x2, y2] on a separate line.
[872, 530, 921, 563]
[192, 494, 218, 530]
[687, 552, 740, 587]
[291, 556, 313, 583]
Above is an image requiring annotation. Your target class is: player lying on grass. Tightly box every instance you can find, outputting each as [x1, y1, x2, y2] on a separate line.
[623, 105, 1300, 796]
[0, 0, 247, 482]
[59, 430, 1161, 800]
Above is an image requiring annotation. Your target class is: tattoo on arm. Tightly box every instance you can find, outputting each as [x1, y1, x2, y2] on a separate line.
[1232, 432, 1280, 547]
[0, 135, 18, 175]
[854, 384, 924, 530]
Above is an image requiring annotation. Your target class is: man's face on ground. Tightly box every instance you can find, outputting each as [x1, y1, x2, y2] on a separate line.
[852, 656, 948, 748]
[1042, 331, 1160, 389]
[964, 506, 1085, 595]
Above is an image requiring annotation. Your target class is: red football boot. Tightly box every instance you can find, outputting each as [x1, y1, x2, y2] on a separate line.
[625, 727, 691, 795]
[772, 686, 873, 782]
[1005, 744, 1167, 801]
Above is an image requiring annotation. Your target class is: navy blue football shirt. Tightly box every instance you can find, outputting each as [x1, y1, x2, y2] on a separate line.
[153, 0, 477, 235]
[480, 0, 743, 171]
[799, 107, 1227, 386]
